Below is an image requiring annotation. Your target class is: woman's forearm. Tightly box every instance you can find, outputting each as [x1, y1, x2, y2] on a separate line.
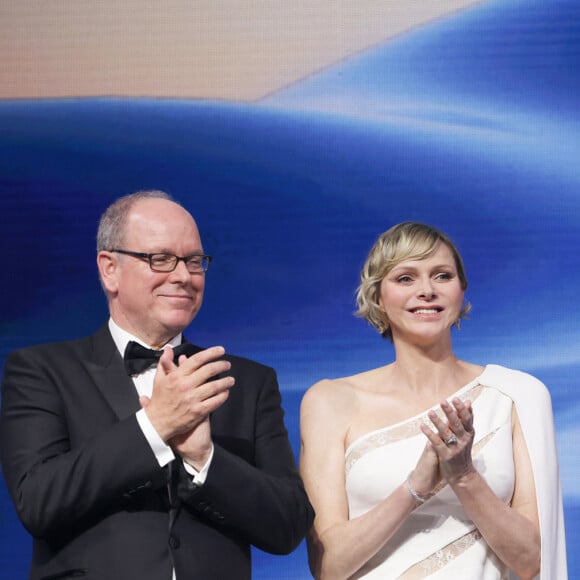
[451, 470, 540, 579]
[310, 482, 420, 579]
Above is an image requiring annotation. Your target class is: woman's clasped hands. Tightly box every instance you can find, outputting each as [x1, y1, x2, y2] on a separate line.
[410, 398, 476, 503]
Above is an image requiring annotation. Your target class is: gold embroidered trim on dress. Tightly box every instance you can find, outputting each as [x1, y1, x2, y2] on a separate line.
[397, 528, 482, 579]
[345, 384, 485, 476]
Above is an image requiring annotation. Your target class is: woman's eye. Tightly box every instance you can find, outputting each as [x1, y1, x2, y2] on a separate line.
[397, 275, 413, 283]
[435, 272, 452, 280]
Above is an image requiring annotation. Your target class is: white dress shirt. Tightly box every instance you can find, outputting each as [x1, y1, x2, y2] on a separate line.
[108, 319, 213, 483]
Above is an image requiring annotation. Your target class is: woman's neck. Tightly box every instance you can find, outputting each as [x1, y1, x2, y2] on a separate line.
[389, 339, 471, 396]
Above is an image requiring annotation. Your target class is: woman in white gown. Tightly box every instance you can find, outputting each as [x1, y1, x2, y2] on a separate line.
[299, 222, 566, 579]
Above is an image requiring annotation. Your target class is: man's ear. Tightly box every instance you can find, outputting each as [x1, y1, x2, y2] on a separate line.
[97, 251, 119, 294]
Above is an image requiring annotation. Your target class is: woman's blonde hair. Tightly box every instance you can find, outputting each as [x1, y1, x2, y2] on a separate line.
[355, 222, 471, 339]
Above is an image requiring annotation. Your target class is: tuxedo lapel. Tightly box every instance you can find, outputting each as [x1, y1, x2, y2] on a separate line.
[83, 324, 141, 421]
[80, 326, 205, 422]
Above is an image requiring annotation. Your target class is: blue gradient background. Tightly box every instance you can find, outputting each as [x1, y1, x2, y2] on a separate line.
[1, 0, 579, 577]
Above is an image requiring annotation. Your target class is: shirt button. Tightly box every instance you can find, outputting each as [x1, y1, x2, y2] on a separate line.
[169, 534, 181, 549]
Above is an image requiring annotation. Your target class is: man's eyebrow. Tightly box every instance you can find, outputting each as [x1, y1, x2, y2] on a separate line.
[148, 249, 204, 255]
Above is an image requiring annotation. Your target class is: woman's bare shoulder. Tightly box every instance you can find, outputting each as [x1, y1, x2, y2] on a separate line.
[301, 367, 388, 415]
[300, 376, 362, 443]
[302, 376, 353, 411]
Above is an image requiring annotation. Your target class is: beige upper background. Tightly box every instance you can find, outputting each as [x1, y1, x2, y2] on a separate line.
[1, 1, 482, 101]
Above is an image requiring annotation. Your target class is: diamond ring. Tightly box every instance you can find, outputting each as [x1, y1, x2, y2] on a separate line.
[445, 434, 458, 446]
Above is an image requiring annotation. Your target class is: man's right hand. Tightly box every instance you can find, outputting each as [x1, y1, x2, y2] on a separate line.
[142, 346, 235, 443]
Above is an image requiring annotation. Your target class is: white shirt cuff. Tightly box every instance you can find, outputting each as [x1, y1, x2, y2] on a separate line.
[136, 408, 175, 467]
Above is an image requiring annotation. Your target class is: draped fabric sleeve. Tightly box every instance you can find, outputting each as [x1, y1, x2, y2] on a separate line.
[480, 365, 567, 580]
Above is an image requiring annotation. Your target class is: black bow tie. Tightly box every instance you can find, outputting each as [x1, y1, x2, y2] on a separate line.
[123, 341, 197, 376]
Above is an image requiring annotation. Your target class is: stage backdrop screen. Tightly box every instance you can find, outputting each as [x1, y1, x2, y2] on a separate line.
[1, 0, 579, 577]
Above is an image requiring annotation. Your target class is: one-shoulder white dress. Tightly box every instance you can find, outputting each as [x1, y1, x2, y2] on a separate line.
[344, 365, 567, 579]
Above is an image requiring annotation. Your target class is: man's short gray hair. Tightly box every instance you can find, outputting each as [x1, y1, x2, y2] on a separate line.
[96, 190, 176, 252]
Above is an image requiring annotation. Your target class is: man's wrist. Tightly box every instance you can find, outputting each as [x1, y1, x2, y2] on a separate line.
[181, 445, 215, 484]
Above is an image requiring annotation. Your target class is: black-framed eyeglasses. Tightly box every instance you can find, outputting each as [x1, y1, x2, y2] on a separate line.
[110, 249, 212, 273]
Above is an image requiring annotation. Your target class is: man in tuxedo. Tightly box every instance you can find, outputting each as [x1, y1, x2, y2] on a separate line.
[0, 190, 314, 580]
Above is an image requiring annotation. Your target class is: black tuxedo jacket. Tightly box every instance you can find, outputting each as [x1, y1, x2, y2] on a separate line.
[0, 324, 313, 580]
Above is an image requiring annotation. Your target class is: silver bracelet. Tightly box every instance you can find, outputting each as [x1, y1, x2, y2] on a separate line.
[406, 472, 429, 504]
